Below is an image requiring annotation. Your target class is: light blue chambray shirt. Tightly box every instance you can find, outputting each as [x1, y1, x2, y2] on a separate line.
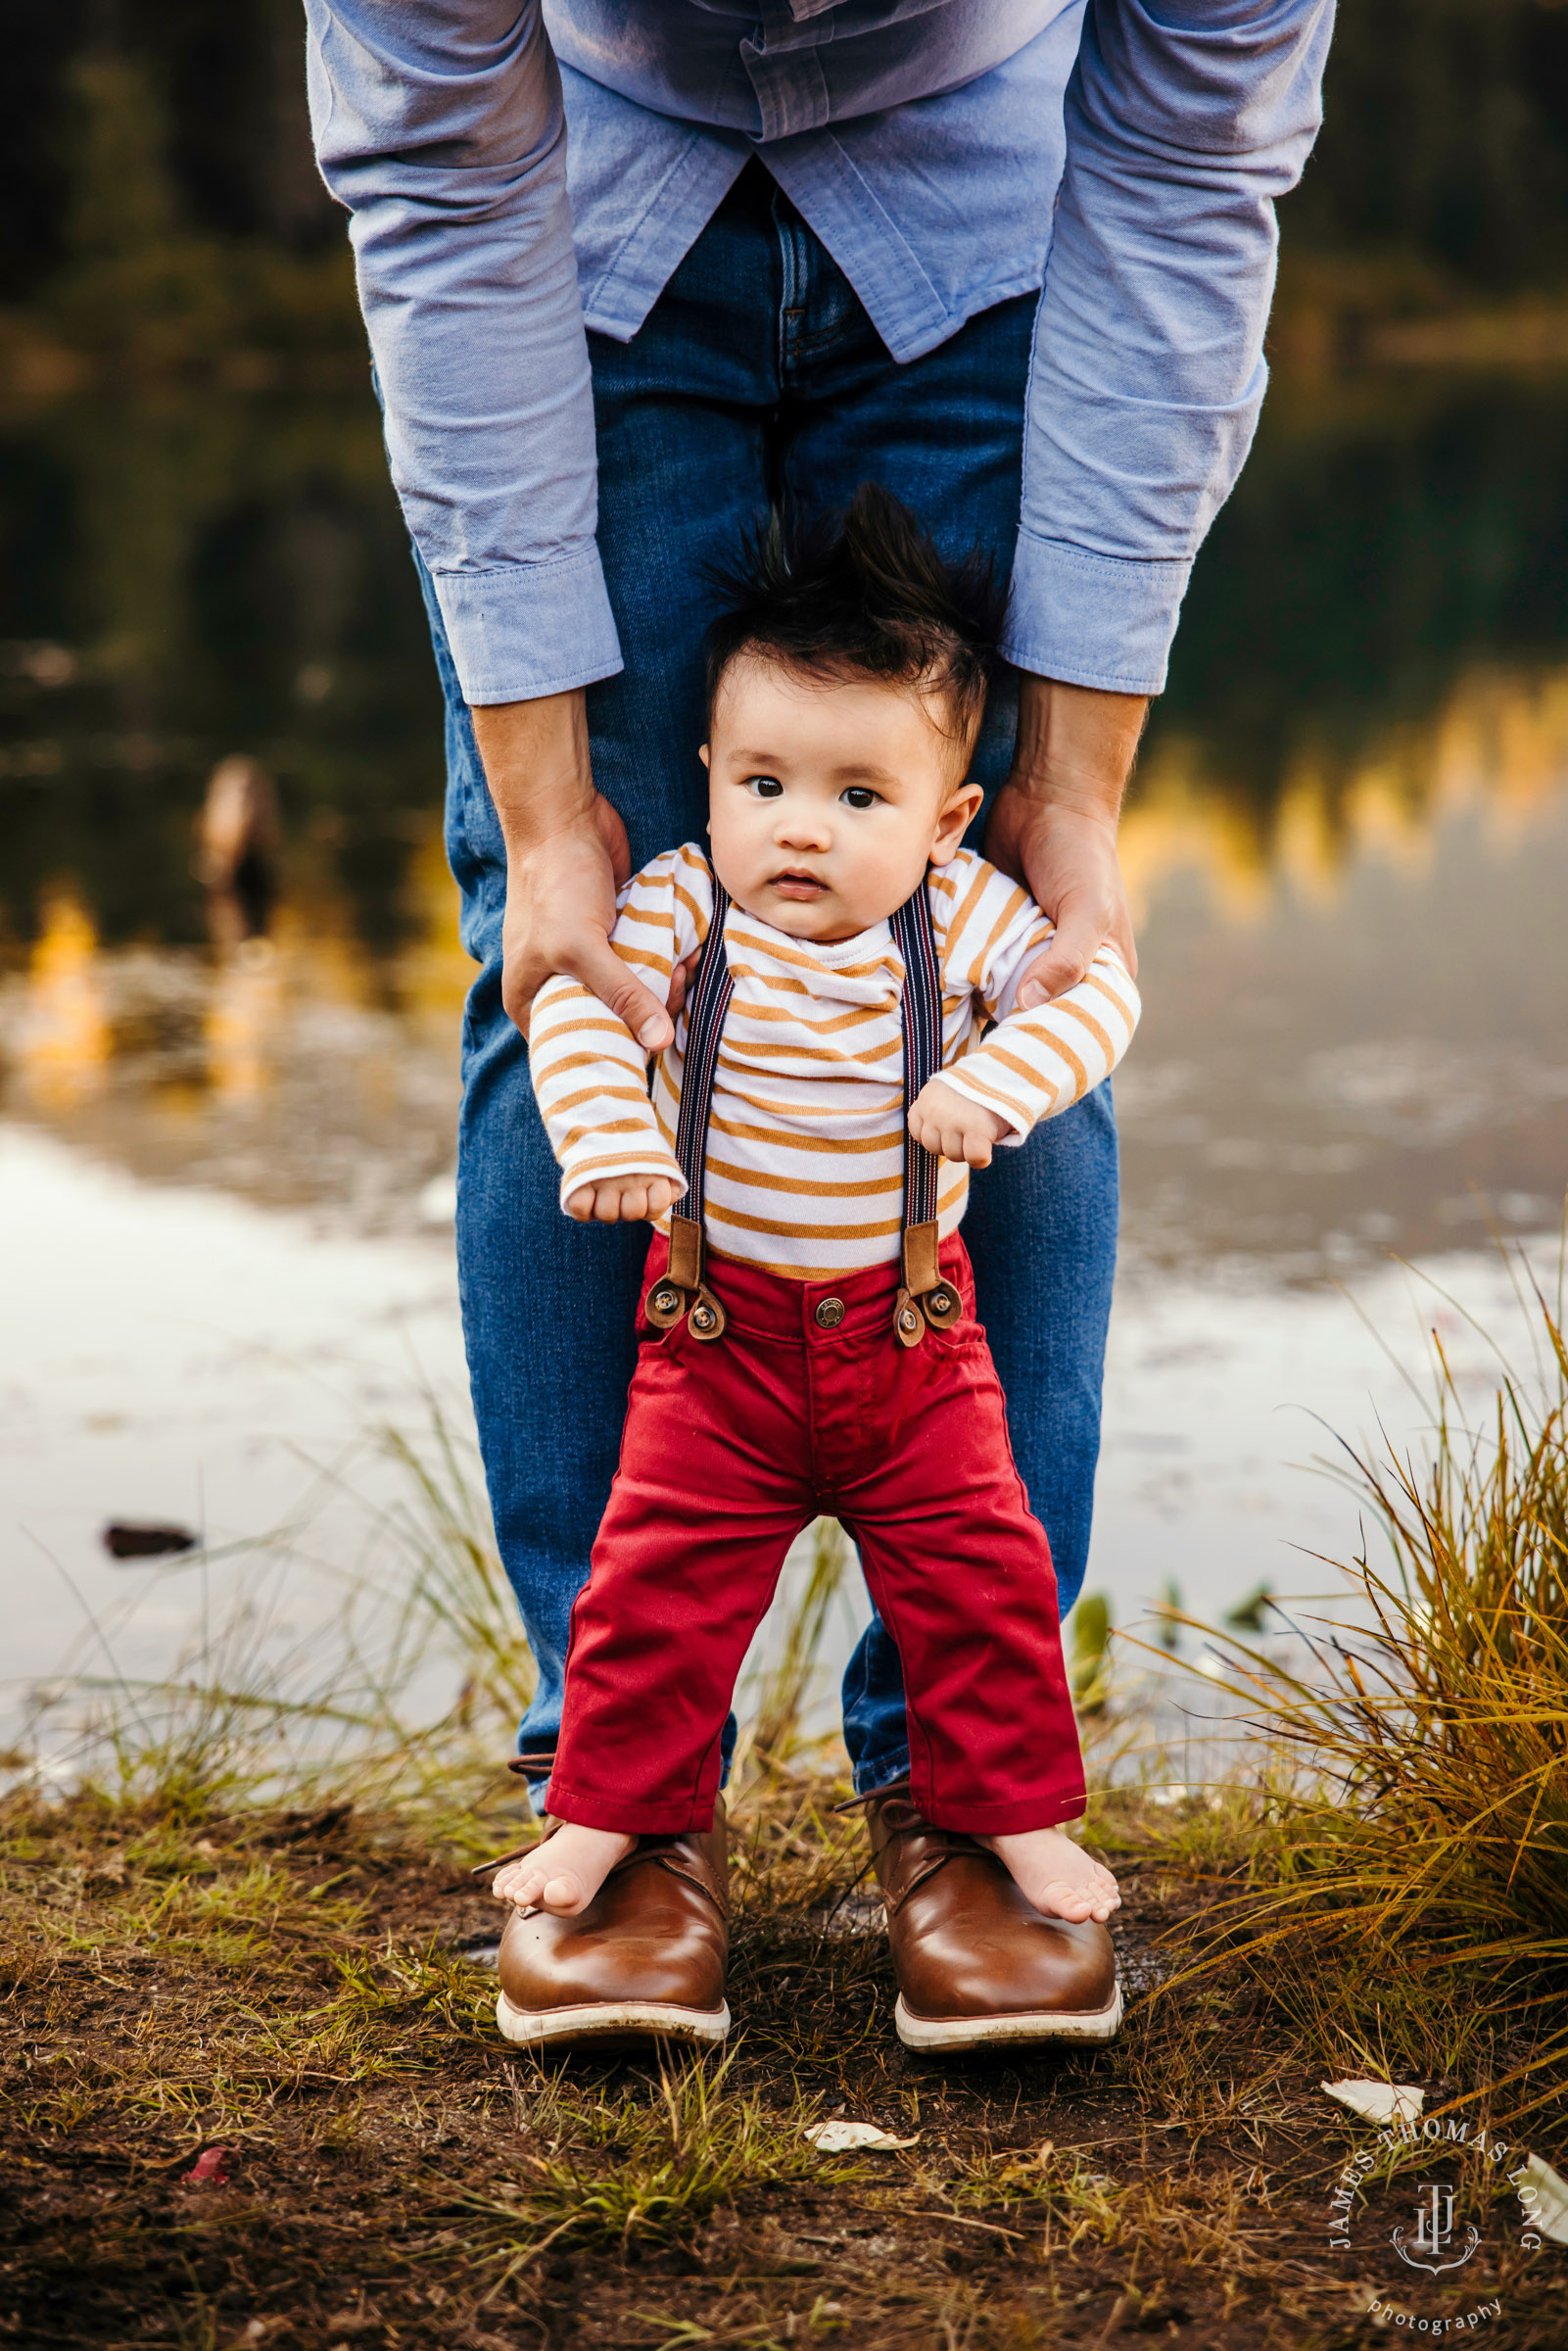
[305, 1, 1334, 706]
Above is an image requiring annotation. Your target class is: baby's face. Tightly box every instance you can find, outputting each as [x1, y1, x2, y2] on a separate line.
[702, 657, 982, 942]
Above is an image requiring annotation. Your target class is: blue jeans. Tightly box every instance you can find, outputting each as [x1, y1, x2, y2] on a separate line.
[420, 167, 1118, 1796]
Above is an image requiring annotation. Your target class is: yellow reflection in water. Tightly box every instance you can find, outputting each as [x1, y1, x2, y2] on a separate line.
[1122, 663, 1568, 926]
[18, 890, 111, 1107]
[399, 827, 473, 1024]
[206, 938, 285, 1105]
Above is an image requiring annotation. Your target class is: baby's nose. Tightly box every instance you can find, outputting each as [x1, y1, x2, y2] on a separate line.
[776, 810, 832, 850]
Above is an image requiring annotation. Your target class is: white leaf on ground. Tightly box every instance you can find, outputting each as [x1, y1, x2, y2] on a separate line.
[804, 2119, 919, 2153]
[1517, 2154, 1568, 2245]
[1320, 2080, 1425, 2127]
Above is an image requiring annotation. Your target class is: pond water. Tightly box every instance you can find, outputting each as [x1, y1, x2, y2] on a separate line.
[3, 367, 1566, 1754]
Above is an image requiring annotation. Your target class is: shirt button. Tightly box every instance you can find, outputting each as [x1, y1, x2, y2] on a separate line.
[814, 1296, 845, 1330]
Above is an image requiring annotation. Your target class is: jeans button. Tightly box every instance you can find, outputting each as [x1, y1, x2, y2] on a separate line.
[814, 1296, 845, 1330]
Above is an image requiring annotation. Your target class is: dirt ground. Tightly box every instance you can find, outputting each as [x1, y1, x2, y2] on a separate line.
[2, 1777, 1563, 2351]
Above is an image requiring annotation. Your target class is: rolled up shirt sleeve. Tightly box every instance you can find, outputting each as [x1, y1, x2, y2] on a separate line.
[304, 0, 623, 703]
[1006, 0, 1335, 696]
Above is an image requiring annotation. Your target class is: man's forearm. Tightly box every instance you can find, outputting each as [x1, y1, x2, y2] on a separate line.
[471, 690, 595, 855]
[1008, 675, 1148, 824]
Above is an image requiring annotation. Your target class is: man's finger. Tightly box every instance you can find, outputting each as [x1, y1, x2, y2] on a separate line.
[572, 937, 675, 1052]
[1015, 914, 1100, 1008]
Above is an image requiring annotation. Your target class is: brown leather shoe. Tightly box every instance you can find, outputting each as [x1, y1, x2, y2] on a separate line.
[867, 1784, 1121, 2052]
[494, 1804, 730, 2053]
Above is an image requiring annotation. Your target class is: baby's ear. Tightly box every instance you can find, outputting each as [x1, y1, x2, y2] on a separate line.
[698, 744, 710, 769]
[931, 779, 983, 861]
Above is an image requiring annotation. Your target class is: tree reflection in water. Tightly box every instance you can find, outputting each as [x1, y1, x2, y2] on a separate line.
[2, 370, 1568, 1272]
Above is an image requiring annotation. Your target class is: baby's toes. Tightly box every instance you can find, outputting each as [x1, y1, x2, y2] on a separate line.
[541, 1872, 588, 1916]
[1046, 1880, 1094, 1920]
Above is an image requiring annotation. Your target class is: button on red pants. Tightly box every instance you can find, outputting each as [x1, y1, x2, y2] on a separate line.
[546, 1233, 1086, 1838]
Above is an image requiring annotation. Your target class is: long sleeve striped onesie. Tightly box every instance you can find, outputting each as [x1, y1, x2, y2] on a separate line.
[529, 844, 1139, 1283]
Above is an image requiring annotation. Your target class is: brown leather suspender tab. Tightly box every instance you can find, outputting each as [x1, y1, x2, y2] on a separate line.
[663, 1214, 703, 1291]
[902, 1220, 941, 1297]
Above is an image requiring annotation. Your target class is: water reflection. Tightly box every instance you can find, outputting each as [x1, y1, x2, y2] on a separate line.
[1, 370, 1566, 1272]
[1126, 659, 1568, 921]
[0, 386, 442, 957]
[15, 892, 110, 1110]
[5, 365, 1568, 1739]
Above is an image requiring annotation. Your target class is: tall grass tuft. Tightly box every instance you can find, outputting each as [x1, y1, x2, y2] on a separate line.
[1189, 1271, 1568, 1985]
[11, 1402, 533, 1851]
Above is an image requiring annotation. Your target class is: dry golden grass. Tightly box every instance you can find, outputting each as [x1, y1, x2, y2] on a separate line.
[1137, 1282, 1568, 2133]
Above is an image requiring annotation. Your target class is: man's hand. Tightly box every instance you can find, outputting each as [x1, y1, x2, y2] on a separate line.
[908, 1078, 1011, 1169]
[472, 690, 676, 1052]
[565, 1174, 680, 1225]
[984, 675, 1146, 1009]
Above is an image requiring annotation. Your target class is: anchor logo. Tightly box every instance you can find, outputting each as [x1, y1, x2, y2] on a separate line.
[1392, 2183, 1482, 2275]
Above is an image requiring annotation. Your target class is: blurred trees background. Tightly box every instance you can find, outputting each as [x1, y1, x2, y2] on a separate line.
[7, 0, 1568, 372]
[6, 0, 1568, 954]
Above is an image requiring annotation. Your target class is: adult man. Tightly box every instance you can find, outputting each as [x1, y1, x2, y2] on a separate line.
[306, 0, 1333, 2047]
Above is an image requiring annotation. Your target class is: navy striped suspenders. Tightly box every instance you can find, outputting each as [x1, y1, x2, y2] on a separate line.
[643, 875, 959, 1347]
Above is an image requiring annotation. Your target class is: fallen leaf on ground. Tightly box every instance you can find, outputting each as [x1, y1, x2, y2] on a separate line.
[1320, 2080, 1424, 2127]
[1516, 2153, 1568, 2245]
[804, 2119, 919, 2152]
[181, 2145, 233, 2187]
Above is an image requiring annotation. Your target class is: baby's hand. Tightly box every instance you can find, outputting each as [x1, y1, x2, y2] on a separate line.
[566, 1174, 679, 1224]
[908, 1078, 1011, 1169]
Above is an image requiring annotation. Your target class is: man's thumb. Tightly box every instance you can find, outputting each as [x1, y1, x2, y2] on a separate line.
[1017, 928, 1091, 1008]
[578, 939, 673, 1052]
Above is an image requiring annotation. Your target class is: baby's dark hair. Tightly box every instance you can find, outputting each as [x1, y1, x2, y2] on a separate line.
[704, 483, 1006, 760]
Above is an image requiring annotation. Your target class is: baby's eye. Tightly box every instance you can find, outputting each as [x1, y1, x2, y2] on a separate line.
[841, 786, 881, 811]
[746, 775, 784, 799]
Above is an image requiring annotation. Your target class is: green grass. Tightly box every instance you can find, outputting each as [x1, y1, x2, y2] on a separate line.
[449, 2052, 861, 2283]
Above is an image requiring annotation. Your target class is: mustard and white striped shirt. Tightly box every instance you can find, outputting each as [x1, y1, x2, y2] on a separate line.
[529, 844, 1140, 1282]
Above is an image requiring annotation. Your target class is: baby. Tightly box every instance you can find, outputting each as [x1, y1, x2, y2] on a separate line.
[498, 487, 1134, 1952]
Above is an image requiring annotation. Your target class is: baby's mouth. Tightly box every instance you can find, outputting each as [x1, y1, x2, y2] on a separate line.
[770, 869, 829, 899]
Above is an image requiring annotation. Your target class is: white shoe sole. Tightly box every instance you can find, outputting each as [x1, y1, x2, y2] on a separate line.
[496, 1991, 731, 2050]
[894, 1981, 1123, 2052]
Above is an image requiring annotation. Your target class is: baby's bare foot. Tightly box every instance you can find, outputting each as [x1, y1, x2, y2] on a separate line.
[492, 1824, 635, 1917]
[978, 1826, 1120, 1923]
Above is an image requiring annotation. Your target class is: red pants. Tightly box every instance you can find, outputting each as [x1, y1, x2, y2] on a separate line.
[546, 1234, 1085, 1837]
